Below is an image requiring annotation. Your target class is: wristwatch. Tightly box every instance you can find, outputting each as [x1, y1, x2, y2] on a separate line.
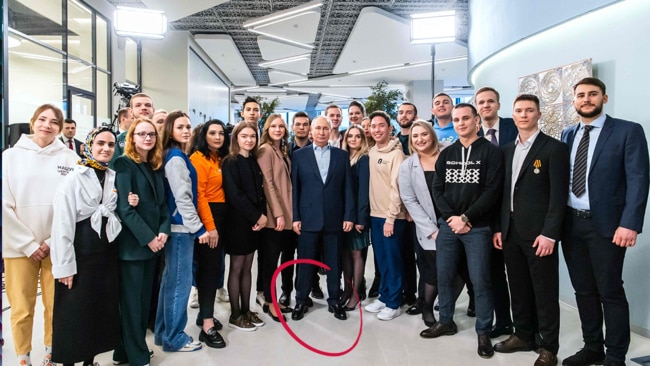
[460, 214, 470, 224]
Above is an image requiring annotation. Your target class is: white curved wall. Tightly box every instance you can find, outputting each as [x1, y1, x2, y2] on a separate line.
[471, 0, 650, 336]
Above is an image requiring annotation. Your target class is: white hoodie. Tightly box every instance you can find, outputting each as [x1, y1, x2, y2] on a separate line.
[2, 134, 79, 258]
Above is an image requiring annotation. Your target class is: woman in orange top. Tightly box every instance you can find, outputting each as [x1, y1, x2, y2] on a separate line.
[189, 119, 230, 347]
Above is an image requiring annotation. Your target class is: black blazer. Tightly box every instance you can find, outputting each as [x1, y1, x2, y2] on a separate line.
[221, 154, 266, 225]
[561, 115, 650, 237]
[500, 132, 569, 241]
[291, 145, 354, 232]
[60, 136, 84, 158]
[479, 117, 518, 147]
[114, 156, 171, 261]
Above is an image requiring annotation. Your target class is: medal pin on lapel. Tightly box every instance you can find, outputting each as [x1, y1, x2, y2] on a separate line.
[533, 159, 541, 174]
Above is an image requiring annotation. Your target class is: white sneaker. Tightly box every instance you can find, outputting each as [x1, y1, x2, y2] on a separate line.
[189, 287, 199, 309]
[177, 339, 202, 352]
[255, 291, 265, 306]
[40, 353, 53, 366]
[216, 287, 229, 302]
[377, 307, 401, 321]
[364, 299, 386, 313]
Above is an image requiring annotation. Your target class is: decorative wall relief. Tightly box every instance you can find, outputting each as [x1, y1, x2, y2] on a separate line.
[518, 59, 592, 139]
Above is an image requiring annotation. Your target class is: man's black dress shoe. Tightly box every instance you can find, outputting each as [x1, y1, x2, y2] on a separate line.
[196, 316, 223, 331]
[328, 304, 348, 320]
[562, 348, 605, 366]
[490, 324, 513, 338]
[311, 284, 324, 299]
[292, 304, 309, 321]
[305, 297, 314, 307]
[402, 293, 417, 306]
[199, 327, 226, 349]
[419, 321, 458, 338]
[279, 292, 291, 307]
[406, 298, 423, 315]
[478, 334, 494, 358]
[494, 334, 533, 353]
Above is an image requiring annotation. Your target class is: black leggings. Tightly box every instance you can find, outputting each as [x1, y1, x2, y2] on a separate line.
[196, 202, 226, 319]
[262, 229, 295, 302]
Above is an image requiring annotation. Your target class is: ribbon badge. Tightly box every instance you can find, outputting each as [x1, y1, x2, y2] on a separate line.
[533, 159, 541, 174]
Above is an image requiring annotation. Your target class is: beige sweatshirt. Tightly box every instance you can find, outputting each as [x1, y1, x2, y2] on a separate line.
[368, 138, 406, 223]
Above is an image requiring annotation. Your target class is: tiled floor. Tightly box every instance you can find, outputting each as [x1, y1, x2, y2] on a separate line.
[3, 256, 650, 366]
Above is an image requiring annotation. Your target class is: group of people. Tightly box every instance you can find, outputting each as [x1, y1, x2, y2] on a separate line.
[2, 77, 647, 366]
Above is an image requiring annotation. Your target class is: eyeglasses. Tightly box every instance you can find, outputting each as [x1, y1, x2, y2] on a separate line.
[134, 132, 157, 139]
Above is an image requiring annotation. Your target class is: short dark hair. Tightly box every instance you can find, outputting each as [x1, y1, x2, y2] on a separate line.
[513, 94, 540, 111]
[129, 93, 153, 108]
[369, 110, 391, 125]
[325, 104, 342, 115]
[433, 92, 453, 105]
[292, 111, 311, 124]
[399, 102, 418, 116]
[243, 96, 260, 109]
[453, 103, 478, 117]
[574, 77, 606, 95]
[348, 100, 366, 115]
[64, 118, 76, 125]
[474, 87, 500, 102]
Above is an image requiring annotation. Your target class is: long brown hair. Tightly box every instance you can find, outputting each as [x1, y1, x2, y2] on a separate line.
[161, 109, 190, 152]
[259, 114, 289, 157]
[124, 118, 163, 170]
[342, 124, 369, 165]
[228, 121, 259, 158]
[30, 104, 64, 133]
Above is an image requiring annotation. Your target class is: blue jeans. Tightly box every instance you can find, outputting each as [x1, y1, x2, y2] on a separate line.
[154, 232, 194, 351]
[370, 217, 406, 309]
[436, 219, 493, 334]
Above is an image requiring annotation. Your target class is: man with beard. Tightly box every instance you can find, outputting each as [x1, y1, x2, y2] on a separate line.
[561, 77, 649, 366]
[395, 103, 422, 313]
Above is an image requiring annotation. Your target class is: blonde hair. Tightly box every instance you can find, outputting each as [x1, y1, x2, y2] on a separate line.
[124, 118, 163, 170]
[408, 120, 440, 157]
[342, 124, 369, 165]
[228, 121, 259, 158]
[259, 114, 289, 157]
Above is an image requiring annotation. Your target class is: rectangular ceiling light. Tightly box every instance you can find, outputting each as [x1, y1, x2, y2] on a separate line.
[114, 6, 167, 39]
[259, 53, 312, 68]
[243, 0, 322, 29]
[410, 10, 456, 44]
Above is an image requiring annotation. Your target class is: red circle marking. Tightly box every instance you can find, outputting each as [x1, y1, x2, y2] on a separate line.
[271, 258, 363, 356]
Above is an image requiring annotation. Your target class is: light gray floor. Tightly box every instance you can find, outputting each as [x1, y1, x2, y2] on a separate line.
[3, 252, 650, 366]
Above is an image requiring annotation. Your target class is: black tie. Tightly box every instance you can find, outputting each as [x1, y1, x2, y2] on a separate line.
[572, 125, 593, 197]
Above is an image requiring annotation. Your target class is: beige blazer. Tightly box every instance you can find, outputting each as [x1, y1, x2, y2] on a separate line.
[257, 143, 292, 230]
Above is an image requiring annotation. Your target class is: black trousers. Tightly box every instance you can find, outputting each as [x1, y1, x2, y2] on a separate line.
[262, 229, 296, 302]
[491, 246, 513, 328]
[196, 202, 226, 319]
[562, 211, 629, 362]
[295, 230, 341, 307]
[401, 221, 418, 299]
[503, 221, 559, 354]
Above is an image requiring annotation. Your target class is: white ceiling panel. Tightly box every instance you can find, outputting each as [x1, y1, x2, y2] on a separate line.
[266, 57, 311, 74]
[268, 70, 307, 84]
[142, 0, 228, 22]
[252, 10, 321, 45]
[194, 34, 256, 86]
[276, 95, 310, 111]
[258, 36, 313, 60]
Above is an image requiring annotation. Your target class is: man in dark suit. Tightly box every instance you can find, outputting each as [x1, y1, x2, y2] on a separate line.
[475, 86, 516, 338]
[561, 77, 649, 366]
[291, 116, 355, 321]
[60, 119, 84, 157]
[492, 94, 569, 366]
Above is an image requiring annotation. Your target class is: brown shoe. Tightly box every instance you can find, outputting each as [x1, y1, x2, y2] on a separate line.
[245, 311, 265, 327]
[535, 349, 558, 366]
[493, 334, 534, 353]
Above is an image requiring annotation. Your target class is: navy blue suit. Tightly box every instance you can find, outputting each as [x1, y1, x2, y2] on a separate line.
[479, 117, 518, 147]
[479, 116, 517, 330]
[561, 115, 649, 361]
[291, 145, 354, 306]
